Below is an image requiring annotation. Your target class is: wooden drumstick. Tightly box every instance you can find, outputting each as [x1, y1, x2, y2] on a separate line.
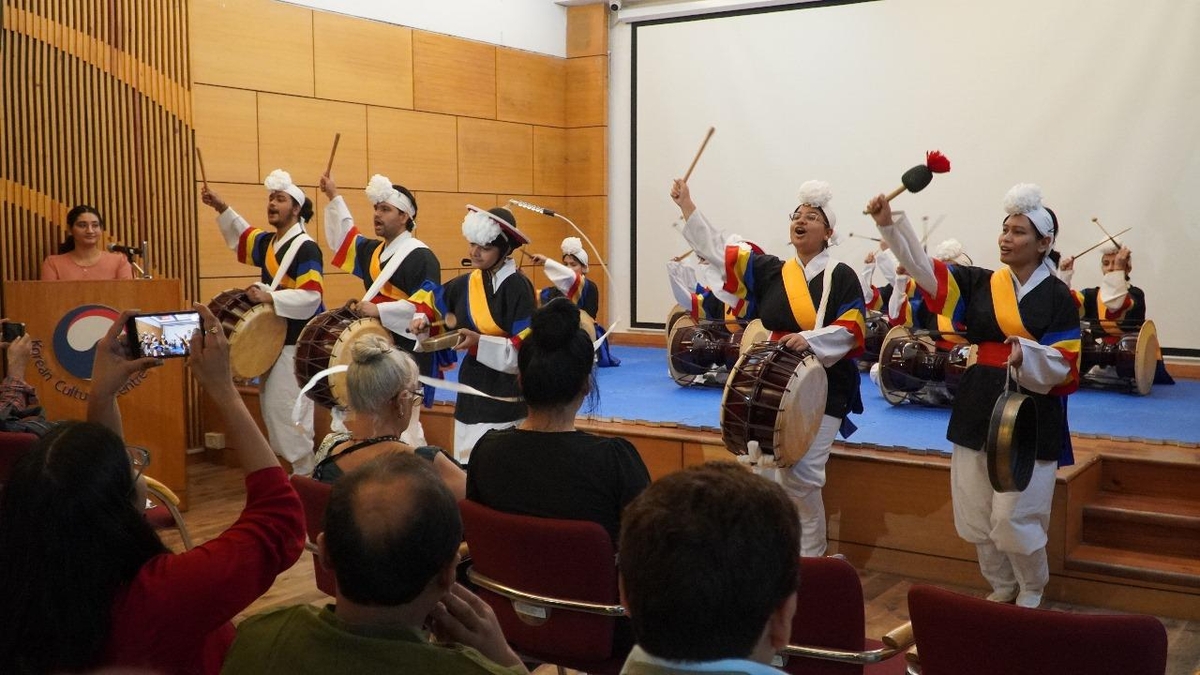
[325, 132, 341, 174]
[671, 249, 694, 262]
[682, 127, 715, 182]
[1072, 227, 1132, 260]
[1091, 216, 1123, 250]
[195, 146, 209, 189]
[848, 232, 882, 243]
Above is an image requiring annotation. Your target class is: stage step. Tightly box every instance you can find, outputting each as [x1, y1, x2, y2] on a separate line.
[1081, 493, 1200, 559]
[1099, 457, 1200, 502]
[1065, 543, 1200, 589]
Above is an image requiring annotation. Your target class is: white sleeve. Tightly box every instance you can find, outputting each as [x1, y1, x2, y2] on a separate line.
[324, 196, 355, 251]
[216, 207, 251, 250]
[667, 260, 700, 309]
[859, 262, 877, 304]
[1012, 337, 1072, 394]
[877, 212, 936, 295]
[475, 334, 519, 374]
[542, 258, 580, 295]
[801, 325, 856, 368]
[679, 210, 731, 284]
[270, 289, 322, 321]
[1098, 270, 1130, 311]
[377, 299, 417, 337]
[1058, 267, 1075, 287]
[888, 274, 910, 321]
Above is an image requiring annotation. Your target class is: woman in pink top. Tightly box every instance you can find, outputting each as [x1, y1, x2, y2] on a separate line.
[40, 205, 134, 280]
[0, 304, 305, 674]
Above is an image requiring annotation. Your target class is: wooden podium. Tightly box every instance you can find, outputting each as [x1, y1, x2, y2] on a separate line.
[2, 280, 189, 506]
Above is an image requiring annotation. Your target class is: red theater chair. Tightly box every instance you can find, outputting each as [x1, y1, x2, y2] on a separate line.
[779, 555, 912, 674]
[459, 499, 629, 675]
[906, 584, 1167, 675]
[0, 431, 37, 484]
[290, 475, 337, 596]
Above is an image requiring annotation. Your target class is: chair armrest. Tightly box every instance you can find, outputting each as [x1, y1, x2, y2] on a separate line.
[882, 621, 914, 650]
[781, 621, 913, 666]
[466, 566, 626, 618]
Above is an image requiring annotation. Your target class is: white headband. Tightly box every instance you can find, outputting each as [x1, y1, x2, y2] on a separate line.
[1003, 183, 1054, 242]
[462, 206, 502, 247]
[264, 169, 306, 213]
[561, 237, 588, 267]
[365, 174, 416, 219]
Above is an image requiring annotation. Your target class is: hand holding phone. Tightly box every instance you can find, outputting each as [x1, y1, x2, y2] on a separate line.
[1, 321, 25, 343]
[126, 311, 202, 359]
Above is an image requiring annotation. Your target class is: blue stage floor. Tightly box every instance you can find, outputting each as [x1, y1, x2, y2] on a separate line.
[434, 345, 1200, 455]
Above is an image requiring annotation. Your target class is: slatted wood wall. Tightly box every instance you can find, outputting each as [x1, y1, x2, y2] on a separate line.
[189, 0, 611, 322]
[0, 0, 198, 297]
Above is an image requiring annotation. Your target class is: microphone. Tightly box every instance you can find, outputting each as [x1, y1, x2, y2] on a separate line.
[508, 199, 556, 217]
[108, 243, 142, 256]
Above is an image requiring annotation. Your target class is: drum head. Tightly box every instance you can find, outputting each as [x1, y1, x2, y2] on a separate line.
[328, 319, 393, 406]
[1134, 320, 1158, 396]
[719, 344, 826, 468]
[580, 312, 598, 342]
[773, 354, 828, 466]
[667, 316, 700, 383]
[228, 304, 287, 379]
[738, 319, 772, 358]
[666, 304, 689, 335]
[986, 391, 1038, 492]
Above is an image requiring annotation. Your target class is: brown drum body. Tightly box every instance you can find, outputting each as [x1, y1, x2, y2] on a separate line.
[668, 318, 741, 385]
[294, 307, 392, 409]
[720, 343, 827, 468]
[877, 326, 971, 404]
[860, 311, 891, 364]
[208, 289, 286, 379]
[1080, 319, 1157, 395]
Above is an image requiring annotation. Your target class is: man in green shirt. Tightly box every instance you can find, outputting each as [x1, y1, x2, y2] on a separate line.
[222, 454, 527, 674]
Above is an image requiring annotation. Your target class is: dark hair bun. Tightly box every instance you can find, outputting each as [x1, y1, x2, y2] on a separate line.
[531, 297, 580, 351]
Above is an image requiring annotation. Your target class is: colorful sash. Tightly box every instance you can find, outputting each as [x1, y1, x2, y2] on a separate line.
[781, 259, 818, 330]
[468, 270, 506, 337]
[989, 267, 1035, 341]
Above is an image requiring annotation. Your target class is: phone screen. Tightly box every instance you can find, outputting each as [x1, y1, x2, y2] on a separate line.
[1, 322, 25, 342]
[127, 311, 201, 359]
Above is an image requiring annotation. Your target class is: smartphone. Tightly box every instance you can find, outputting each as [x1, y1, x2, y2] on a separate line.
[1, 321, 25, 342]
[127, 311, 202, 359]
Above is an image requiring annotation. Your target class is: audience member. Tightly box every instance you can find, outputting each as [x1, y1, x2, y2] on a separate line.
[467, 298, 650, 544]
[0, 305, 305, 674]
[618, 462, 800, 674]
[222, 453, 528, 674]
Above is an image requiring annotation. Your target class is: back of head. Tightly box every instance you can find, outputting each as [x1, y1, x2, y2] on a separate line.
[324, 453, 461, 606]
[518, 297, 596, 410]
[619, 461, 799, 661]
[0, 421, 166, 672]
[346, 334, 418, 415]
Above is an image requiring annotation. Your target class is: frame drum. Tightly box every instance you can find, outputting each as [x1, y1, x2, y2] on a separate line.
[294, 306, 392, 409]
[1080, 319, 1158, 395]
[720, 343, 826, 467]
[738, 318, 773, 359]
[208, 289, 286, 379]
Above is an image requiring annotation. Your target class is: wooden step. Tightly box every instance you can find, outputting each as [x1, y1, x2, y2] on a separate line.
[1082, 492, 1200, 559]
[1065, 543, 1200, 589]
[1100, 458, 1200, 502]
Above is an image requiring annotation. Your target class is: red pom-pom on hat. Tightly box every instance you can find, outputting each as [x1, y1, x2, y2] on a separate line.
[925, 150, 951, 174]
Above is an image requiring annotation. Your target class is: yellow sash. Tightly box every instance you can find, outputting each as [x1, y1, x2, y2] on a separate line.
[989, 267, 1035, 341]
[781, 259, 817, 330]
[367, 248, 408, 301]
[468, 270, 505, 336]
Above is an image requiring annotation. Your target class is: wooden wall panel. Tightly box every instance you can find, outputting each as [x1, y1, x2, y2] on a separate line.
[497, 49, 566, 127]
[565, 126, 607, 196]
[313, 12, 413, 110]
[366, 107, 459, 192]
[567, 4, 608, 58]
[322, 273, 368, 306]
[198, 275, 260, 305]
[412, 32, 496, 119]
[192, 85, 260, 184]
[411, 191, 499, 269]
[566, 55, 608, 128]
[458, 118, 533, 195]
[533, 126, 567, 197]
[189, 0, 315, 96]
[257, 94, 368, 189]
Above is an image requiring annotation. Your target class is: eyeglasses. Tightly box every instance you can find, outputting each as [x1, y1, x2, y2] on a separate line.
[789, 211, 825, 224]
[127, 445, 150, 483]
[406, 388, 425, 407]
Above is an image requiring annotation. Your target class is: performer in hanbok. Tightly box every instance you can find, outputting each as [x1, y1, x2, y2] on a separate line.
[531, 237, 619, 367]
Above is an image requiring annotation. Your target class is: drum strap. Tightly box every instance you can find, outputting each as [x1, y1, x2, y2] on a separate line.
[265, 232, 315, 291]
[467, 270, 506, 337]
[360, 236, 425, 303]
[989, 268, 1035, 341]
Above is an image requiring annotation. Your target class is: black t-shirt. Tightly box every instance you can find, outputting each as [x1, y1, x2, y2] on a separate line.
[466, 428, 651, 544]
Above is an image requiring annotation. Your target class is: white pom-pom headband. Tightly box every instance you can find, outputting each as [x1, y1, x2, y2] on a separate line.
[462, 208, 502, 247]
[797, 180, 837, 230]
[365, 174, 416, 219]
[561, 237, 588, 267]
[1003, 183, 1054, 241]
[263, 169, 307, 213]
[934, 238, 973, 266]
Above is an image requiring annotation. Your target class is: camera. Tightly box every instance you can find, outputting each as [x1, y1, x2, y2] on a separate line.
[1, 321, 25, 342]
[609, 1, 621, 10]
[127, 311, 202, 359]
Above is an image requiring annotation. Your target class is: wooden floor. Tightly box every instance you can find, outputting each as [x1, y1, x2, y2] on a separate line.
[162, 460, 1200, 675]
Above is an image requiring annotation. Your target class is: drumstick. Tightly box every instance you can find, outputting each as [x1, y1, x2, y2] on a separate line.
[1072, 227, 1133, 260]
[672, 249, 694, 262]
[325, 132, 341, 174]
[848, 232, 882, 242]
[682, 127, 715, 182]
[195, 147, 209, 189]
[1091, 217, 1123, 250]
